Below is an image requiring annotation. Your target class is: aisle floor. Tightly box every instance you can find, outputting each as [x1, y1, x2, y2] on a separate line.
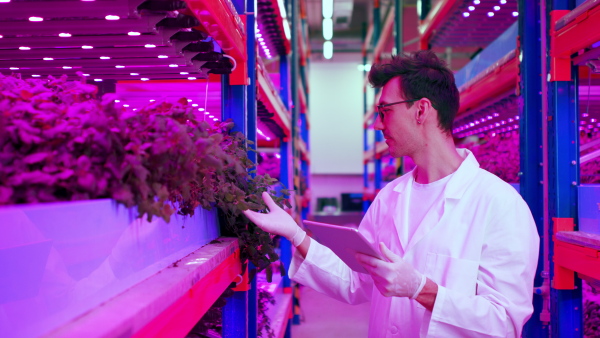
[291, 286, 370, 338]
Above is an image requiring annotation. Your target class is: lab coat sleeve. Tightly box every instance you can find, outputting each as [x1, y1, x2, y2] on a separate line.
[288, 207, 379, 305]
[288, 238, 373, 305]
[426, 197, 540, 338]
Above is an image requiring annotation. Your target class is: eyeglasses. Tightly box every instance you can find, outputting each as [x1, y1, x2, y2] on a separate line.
[376, 99, 419, 121]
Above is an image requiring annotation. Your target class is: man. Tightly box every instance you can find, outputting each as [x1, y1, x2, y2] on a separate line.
[243, 50, 539, 337]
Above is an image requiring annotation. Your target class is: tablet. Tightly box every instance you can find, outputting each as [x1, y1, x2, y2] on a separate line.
[303, 220, 383, 274]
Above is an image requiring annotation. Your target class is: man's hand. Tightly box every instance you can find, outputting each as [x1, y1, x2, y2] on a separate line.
[242, 192, 306, 247]
[356, 242, 427, 299]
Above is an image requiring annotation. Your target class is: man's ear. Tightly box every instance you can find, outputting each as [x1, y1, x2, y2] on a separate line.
[415, 98, 434, 122]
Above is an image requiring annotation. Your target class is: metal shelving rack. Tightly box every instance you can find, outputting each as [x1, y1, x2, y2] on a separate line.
[546, 1, 600, 336]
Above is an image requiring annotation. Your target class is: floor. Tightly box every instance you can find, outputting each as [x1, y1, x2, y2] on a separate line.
[291, 286, 370, 338]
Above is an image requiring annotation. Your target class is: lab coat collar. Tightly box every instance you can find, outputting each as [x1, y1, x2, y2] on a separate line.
[392, 148, 480, 199]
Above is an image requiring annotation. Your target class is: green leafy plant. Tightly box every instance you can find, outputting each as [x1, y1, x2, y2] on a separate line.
[0, 73, 290, 282]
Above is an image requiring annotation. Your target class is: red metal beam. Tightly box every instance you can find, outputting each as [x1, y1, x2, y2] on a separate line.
[554, 240, 600, 288]
[457, 56, 518, 116]
[373, 8, 395, 63]
[550, 5, 600, 81]
[185, 0, 248, 85]
[418, 0, 458, 50]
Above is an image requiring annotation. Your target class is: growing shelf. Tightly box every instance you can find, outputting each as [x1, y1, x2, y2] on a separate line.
[257, 58, 292, 139]
[364, 141, 389, 164]
[257, 270, 293, 338]
[256, 0, 292, 58]
[418, 0, 518, 49]
[49, 238, 241, 337]
[185, 0, 247, 84]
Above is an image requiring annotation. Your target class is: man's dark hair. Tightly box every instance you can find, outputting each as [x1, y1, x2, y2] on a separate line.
[368, 50, 459, 134]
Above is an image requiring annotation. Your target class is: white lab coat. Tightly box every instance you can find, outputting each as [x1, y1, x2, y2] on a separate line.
[289, 149, 539, 337]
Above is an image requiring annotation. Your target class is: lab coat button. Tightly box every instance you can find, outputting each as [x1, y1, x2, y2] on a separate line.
[389, 325, 399, 335]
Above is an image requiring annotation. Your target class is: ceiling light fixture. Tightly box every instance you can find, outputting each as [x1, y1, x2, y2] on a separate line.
[322, 0, 333, 18]
[323, 40, 333, 59]
[130, 73, 139, 76]
[105, 15, 120, 20]
[141, 78, 149, 81]
[29, 17, 43, 22]
[145, 44, 156, 48]
[100, 56, 110, 59]
[158, 55, 168, 58]
[43, 57, 53, 60]
[128, 31, 141, 36]
[322, 18, 333, 40]
[59, 33, 72, 37]
[82, 45, 93, 49]
[19, 46, 31, 50]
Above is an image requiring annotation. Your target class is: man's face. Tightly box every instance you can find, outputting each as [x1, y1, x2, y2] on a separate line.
[375, 77, 419, 158]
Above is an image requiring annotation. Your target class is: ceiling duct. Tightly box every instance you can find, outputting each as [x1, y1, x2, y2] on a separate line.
[333, 0, 354, 30]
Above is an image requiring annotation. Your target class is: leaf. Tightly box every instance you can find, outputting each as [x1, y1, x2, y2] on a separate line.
[77, 172, 96, 191]
[8, 171, 57, 185]
[23, 152, 50, 164]
[279, 262, 286, 276]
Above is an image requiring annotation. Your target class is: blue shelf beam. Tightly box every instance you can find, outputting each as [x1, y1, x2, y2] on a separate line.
[518, 0, 548, 336]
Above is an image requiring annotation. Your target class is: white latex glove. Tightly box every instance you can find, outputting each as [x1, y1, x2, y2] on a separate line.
[242, 192, 306, 247]
[356, 242, 427, 299]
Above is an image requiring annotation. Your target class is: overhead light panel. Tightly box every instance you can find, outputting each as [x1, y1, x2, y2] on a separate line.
[322, 18, 333, 40]
[277, 0, 287, 18]
[323, 41, 333, 59]
[322, 0, 333, 19]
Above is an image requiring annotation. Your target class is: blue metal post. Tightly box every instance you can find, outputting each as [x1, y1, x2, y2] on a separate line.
[362, 22, 370, 213]
[290, 0, 301, 325]
[394, 0, 403, 55]
[280, 55, 290, 110]
[278, 54, 292, 290]
[221, 72, 249, 338]
[518, 0, 547, 336]
[300, 112, 310, 220]
[549, 68, 583, 338]
[547, 0, 583, 335]
[246, 0, 258, 335]
[222, 0, 257, 336]
[373, 2, 383, 193]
